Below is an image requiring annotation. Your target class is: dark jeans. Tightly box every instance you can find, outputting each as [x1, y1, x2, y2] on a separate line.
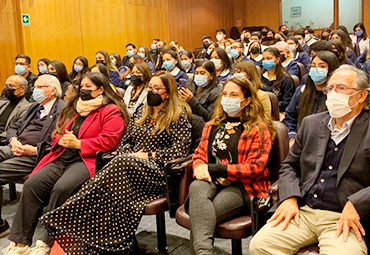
[188, 180, 249, 255]
[8, 158, 90, 246]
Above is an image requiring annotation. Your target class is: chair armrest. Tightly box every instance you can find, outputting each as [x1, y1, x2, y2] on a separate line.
[95, 151, 115, 173]
[165, 154, 193, 218]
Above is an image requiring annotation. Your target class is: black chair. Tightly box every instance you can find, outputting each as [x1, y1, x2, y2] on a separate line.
[266, 91, 279, 121]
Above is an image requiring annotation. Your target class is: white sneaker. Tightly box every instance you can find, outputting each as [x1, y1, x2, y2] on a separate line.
[29, 241, 50, 255]
[2, 242, 31, 255]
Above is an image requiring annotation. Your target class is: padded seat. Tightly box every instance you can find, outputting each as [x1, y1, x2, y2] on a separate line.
[144, 197, 168, 215]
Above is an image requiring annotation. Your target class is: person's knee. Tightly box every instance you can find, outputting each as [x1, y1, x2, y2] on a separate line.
[189, 180, 208, 198]
[249, 230, 267, 255]
[23, 176, 39, 193]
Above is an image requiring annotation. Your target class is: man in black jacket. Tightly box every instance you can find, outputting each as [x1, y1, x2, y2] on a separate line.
[250, 65, 370, 254]
[0, 75, 66, 237]
[14, 54, 38, 101]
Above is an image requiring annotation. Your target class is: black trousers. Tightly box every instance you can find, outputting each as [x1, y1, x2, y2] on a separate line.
[0, 145, 37, 217]
[8, 157, 90, 246]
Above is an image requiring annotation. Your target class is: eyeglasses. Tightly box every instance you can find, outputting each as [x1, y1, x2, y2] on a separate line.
[147, 85, 166, 94]
[34, 85, 50, 89]
[322, 85, 357, 94]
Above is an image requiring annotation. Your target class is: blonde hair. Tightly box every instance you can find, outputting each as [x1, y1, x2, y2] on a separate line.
[212, 77, 276, 140]
[275, 41, 293, 58]
[137, 71, 191, 135]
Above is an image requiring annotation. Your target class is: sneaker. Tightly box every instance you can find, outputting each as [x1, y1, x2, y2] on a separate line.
[2, 242, 31, 255]
[0, 220, 10, 238]
[29, 241, 50, 255]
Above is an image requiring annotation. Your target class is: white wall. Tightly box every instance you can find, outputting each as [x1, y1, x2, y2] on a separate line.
[281, 0, 333, 30]
[338, 0, 361, 32]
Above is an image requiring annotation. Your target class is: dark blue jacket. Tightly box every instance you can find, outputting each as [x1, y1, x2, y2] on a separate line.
[173, 70, 188, 85]
[109, 70, 120, 87]
[293, 52, 310, 73]
[284, 60, 300, 77]
[261, 74, 294, 112]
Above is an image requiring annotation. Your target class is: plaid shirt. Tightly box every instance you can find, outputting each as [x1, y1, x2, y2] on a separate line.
[193, 121, 272, 198]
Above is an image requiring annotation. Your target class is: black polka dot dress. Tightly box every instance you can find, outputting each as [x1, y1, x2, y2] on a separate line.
[40, 105, 192, 254]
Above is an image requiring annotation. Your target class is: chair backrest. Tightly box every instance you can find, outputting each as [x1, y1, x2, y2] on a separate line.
[296, 62, 306, 78]
[115, 87, 125, 98]
[291, 75, 300, 88]
[193, 47, 204, 59]
[267, 121, 289, 184]
[256, 65, 262, 75]
[266, 92, 279, 121]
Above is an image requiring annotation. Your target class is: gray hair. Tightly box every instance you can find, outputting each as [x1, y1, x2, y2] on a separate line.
[36, 75, 62, 98]
[9, 75, 28, 88]
[332, 64, 370, 91]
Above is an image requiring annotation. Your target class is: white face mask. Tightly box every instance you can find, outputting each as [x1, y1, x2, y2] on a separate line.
[210, 58, 223, 70]
[216, 34, 224, 41]
[325, 90, 360, 118]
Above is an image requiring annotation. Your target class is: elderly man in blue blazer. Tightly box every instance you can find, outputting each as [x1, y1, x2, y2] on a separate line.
[250, 65, 370, 255]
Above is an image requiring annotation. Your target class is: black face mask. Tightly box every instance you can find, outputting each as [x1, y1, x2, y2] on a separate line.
[203, 42, 210, 50]
[96, 60, 105, 65]
[4, 87, 17, 101]
[266, 36, 274, 41]
[261, 31, 267, 36]
[250, 47, 260, 54]
[131, 75, 143, 86]
[244, 37, 250, 44]
[171, 46, 177, 51]
[283, 30, 289, 36]
[321, 35, 328, 41]
[147, 91, 163, 106]
[79, 89, 95, 101]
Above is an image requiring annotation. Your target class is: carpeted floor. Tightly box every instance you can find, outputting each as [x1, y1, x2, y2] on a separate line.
[0, 184, 251, 254]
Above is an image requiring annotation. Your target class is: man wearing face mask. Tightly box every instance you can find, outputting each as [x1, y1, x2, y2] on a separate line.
[0, 75, 66, 236]
[122, 43, 137, 67]
[13, 55, 37, 101]
[250, 65, 370, 255]
[230, 42, 248, 63]
[0, 76, 31, 144]
[196, 36, 213, 59]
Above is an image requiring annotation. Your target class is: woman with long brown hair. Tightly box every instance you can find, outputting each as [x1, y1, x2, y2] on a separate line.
[95, 50, 120, 87]
[188, 77, 275, 254]
[39, 71, 192, 254]
[3, 72, 128, 254]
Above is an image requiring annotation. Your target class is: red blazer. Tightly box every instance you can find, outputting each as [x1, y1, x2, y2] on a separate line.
[31, 104, 125, 177]
[193, 121, 272, 198]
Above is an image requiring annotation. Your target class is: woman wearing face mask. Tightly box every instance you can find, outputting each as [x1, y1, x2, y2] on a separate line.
[210, 48, 232, 87]
[247, 41, 263, 66]
[330, 40, 355, 66]
[205, 42, 219, 59]
[179, 50, 196, 74]
[109, 53, 123, 70]
[123, 63, 152, 116]
[349, 23, 369, 55]
[90, 64, 118, 93]
[69, 56, 89, 84]
[48, 60, 72, 98]
[262, 29, 276, 47]
[162, 50, 188, 85]
[261, 47, 294, 112]
[137, 46, 155, 73]
[329, 29, 356, 63]
[287, 37, 310, 73]
[283, 51, 339, 147]
[188, 77, 275, 255]
[275, 41, 300, 77]
[95, 50, 120, 87]
[37, 58, 51, 76]
[179, 60, 220, 121]
[232, 60, 271, 116]
[3, 72, 128, 254]
[40, 71, 192, 255]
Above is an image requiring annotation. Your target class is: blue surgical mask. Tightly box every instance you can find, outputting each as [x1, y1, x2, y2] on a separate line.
[355, 30, 363, 37]
[181, 60, 191, 69]
[289, 45, 296, 53]
[304, 34, 310, 42]
[15, 65, 26, 75]
[309, 67, 328, 85]
[127, 50, 134, 57]
[225, 45, 231, 52]
[262, 60, 275, 70]
[230, 49, 240, 59]
[74, 64, 83, 73]
[151, 44, 157, 50]
[163, 60, 174, 71]
[207, 49, 212, 55]
[194, 75, 208, 87]
[38, 66, 48, 74]
[32, 88, 46, 103]
[138, 53, 146, 59]
[221, 97, 245, 116]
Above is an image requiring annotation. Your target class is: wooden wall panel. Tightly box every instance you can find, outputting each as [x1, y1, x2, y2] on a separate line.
[19, 0, 83, 74]
[234, 0, 280, 31]
[363, 0, 370, 33]
[0, 0, 23, 88]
